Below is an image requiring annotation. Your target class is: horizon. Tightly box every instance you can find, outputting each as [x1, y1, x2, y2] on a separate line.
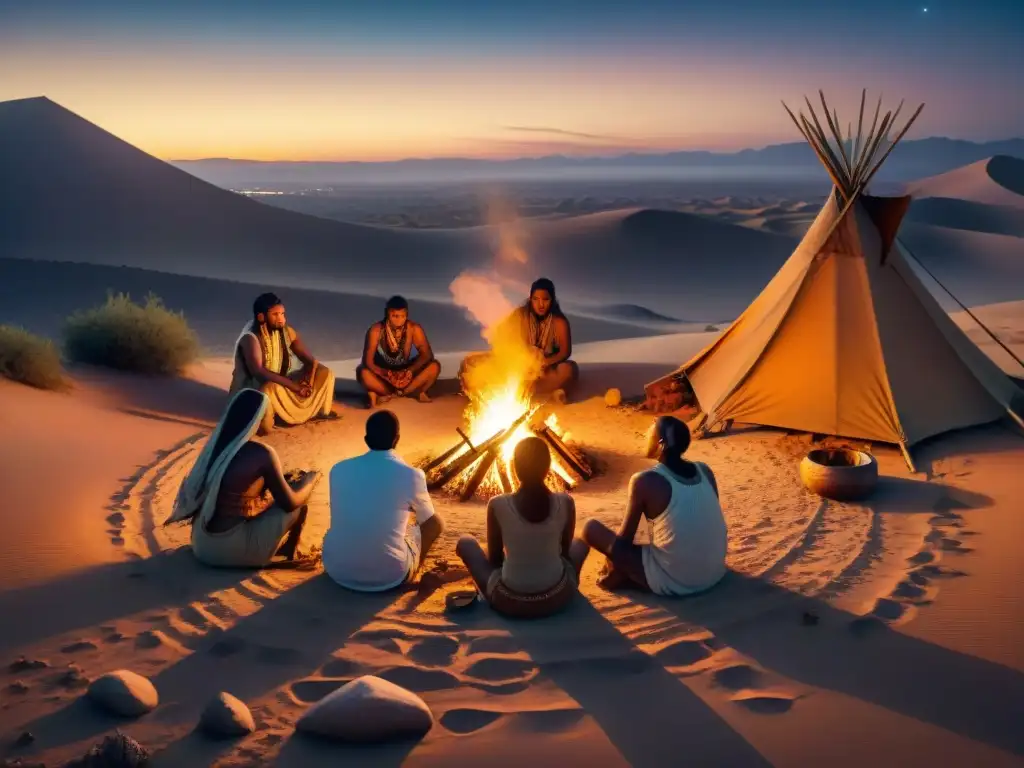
[2, 1, 1023, 162]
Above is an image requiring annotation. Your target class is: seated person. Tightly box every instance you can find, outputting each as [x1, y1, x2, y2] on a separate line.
[167, 388, 319, 568]
[231, 292, 337, 435]
[455, 437, 589, 618]
[322, 410, 445, 591]
[459, 278, 578, 402]
[581, 416, 727, 595]
[357, 295, 441, 408]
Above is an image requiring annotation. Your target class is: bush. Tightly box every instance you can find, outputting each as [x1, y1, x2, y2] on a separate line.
[0, 325, 68, 390]
[63, 292, 201, 375]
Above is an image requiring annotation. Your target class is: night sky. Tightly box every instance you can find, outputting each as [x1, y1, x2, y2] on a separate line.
[2, 0, 1022, 160]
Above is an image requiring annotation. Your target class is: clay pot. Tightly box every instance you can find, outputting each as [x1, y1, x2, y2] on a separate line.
[799, 448, 878, 501]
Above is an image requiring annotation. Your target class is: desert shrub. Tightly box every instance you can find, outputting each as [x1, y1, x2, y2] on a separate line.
[0, 325, 68, 390]
[62, 292, 200, 375]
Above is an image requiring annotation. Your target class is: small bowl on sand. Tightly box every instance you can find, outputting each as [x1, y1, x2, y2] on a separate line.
[799, 448, 878, 501]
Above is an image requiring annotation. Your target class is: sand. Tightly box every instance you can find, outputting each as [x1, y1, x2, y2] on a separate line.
[3, 101, 1024, 764]
[2, 310, 1023, 766]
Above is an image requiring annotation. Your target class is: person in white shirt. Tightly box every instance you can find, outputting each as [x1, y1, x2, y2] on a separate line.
[323, 410, 445, 591]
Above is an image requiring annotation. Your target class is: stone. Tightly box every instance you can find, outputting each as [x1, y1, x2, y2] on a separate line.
[64, 731, 149, 768]
[86, 670, 158, 717]
[198, 692, 256, 738]
[296, 675, 433, 743]
[604, 388, 622, 407]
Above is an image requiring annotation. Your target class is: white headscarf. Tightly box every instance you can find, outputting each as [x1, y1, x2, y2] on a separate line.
[166, 388, 269, 527]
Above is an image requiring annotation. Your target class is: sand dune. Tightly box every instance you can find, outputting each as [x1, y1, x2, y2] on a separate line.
[0, 258, 664, 360]
[905, 155, 1024, 209]
[899, 224, 1024, 307]
[904, 197, 1024, 237]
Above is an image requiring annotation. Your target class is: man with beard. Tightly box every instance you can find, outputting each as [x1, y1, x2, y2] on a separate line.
[459, 278, 578, 402]
[230, 292, 337, 434]
[357, 295, 441, 408]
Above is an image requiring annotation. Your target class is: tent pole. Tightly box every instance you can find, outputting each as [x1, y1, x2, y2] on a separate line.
[898, 442, 917, 473]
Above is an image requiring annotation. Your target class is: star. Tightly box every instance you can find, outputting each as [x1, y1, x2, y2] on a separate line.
[922, 6, 928, 11]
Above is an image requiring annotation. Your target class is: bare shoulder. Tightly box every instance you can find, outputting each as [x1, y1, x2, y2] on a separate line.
[410, 320, 428, 337]
[286, 326, 298, 342]
[553, 314, 571, 330]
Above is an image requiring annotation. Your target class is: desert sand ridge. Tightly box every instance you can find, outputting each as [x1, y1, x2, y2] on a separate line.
[905, 155, 1024, 209]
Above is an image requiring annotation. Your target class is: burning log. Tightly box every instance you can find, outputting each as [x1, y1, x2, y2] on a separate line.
[497, 463, 514, 493]
[460, 446, 501, 502]
[422, 428, 475, 473]
[427, 408, 533, 491]
[536, 425, 593, 481]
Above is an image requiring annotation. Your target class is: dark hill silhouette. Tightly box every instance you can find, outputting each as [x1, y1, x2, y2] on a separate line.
[0, 96, 800, 321]
[0, 96, 479, 296]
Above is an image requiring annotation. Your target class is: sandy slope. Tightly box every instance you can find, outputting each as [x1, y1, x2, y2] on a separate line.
[2, 308, 1023, 766]
[905, 156, 1024, 210]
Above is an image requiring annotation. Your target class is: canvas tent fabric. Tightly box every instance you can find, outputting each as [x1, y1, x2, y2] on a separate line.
[658, 189, 1019, 449]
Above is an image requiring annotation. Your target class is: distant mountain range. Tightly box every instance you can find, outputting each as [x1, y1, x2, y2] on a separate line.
[172, 138, 1024, 186]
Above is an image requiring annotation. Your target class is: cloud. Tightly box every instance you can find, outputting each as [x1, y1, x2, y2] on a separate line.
[500, 125, 625, 142]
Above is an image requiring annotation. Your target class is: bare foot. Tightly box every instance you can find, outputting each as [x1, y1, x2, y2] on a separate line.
[552, 388, 567, 404]
[368, 391, 378, 409]
[417, 392, 431, 403]
[597, 564, 628, 591]
[379, 394, 393, 404]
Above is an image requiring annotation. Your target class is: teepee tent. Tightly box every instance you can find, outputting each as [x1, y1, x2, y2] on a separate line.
[645, 90, 1024, 470]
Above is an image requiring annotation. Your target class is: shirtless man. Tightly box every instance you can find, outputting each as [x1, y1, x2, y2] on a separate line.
[357, 295, 441, 408]
[230, 292, 337, 435]
[459, 278, 578, 401]
[580, 416, 728, 596]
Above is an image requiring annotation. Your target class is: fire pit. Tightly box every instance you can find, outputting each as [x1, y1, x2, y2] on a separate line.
[423, 401, 592, 503]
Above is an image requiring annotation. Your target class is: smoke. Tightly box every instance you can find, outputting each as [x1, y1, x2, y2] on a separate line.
[449, 194, 542, 400]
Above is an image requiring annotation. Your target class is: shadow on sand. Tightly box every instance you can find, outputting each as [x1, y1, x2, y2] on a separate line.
[629, 571, 1024, 758]
[19, 574, 398, 765]
[70, 365, 227, 426]
[0, 548, 247, 652]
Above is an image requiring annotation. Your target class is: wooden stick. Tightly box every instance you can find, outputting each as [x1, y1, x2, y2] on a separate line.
[803, 97, 850, 193]
[537, 425, 593, 480]
[497, 462, 514, 493]
[460, 447, 499, 502]
[853, 93, 884, 184]
[819, 90, 854, 179]
[427, 409, 532, 490]
[852, 88, 867, 170]
[898, 441, 917, 474]
[858, 103, 925, 192]
[784, 102, 844, 191]
[854, 111, 893, 189]
[422, 430, 475, 473]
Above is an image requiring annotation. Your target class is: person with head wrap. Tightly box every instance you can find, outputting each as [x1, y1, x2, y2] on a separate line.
[230, 292, 337, 433]
[580, 416, 728, 596]
[458, 277, 579, 403]
[357, 295, 441, 408]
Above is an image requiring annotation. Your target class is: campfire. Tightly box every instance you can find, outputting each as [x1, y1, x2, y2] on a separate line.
[423, 387, 593, 503]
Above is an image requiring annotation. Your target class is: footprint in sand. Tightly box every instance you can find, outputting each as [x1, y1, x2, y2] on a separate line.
[939, 537, 972, 553]
[407, 635, 460, 667]
[730, 690, 798, 714]
[60, 640, 98, 654]
[52, 665, 89, 689]
[318, 657, 362, 678]
[207, 637, 247, 657]
[463, 656, 535, 683]
[7, 681, 30, 695]
[466, 635, 519, 656]
[653, 638, 713, 668]
[917, 564, 967, 580]
[135, 631, 165, 650]
[440, 708, 504, 734]
[871, 598, 908, 622]
[287, 679, 341, 704]
[907, 549, 935, 566]
[104, 632, 127, 644]
[106, 512, 125, 527]
[711, 664, 763, 691]
[8, 657, 49, 673]
[891, 580, 929, 603]
[377, 665, 461, 693]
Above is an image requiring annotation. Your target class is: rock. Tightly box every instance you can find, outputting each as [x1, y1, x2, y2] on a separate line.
[64, 731, 149, 768]
[13, 731, 35, 747]
[296, 675, 433, 743]
[704, 324, 719, 332]
[86, 670, 158, 717]
[198, 692, 256, 738]
[604, 388, 622, 407]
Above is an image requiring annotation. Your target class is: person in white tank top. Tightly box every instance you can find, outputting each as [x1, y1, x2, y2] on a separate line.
[580, 416, 728, 596]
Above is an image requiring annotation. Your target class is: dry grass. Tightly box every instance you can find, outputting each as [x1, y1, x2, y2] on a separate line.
[0, 325, 68, 390]
[62, 292, 200, 375]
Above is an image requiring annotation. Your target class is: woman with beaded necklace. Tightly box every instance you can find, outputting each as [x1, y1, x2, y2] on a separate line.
[357, 295, 441, 408]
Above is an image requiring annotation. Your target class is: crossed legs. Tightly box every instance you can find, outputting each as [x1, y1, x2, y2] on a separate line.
[581, 519, 651, 591]
[455, 534, 591, 595]
[358, 360, 441, 407]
